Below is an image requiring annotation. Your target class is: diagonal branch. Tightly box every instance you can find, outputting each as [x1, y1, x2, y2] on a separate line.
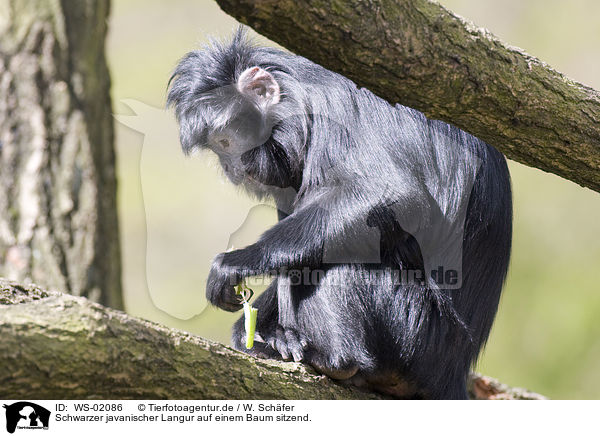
[215, 0, 600, 192]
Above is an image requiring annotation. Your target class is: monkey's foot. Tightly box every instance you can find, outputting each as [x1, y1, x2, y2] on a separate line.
[310, 362, 360, 381]
[266, 326, 308, 362]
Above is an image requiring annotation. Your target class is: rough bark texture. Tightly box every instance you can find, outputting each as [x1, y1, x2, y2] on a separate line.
[0, 0, 122, 308]
[216, 0, 600, 192]
[0, 279, 546, 400]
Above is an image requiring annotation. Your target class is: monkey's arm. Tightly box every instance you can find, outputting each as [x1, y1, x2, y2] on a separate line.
[206, 184, 424, 311]
[206, 200, 329, 311]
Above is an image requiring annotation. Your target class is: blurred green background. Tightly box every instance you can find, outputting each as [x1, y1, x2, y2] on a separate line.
[107, 0, 600, 399]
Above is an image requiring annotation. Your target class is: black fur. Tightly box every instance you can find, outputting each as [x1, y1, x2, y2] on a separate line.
[167, 28, 512, 399]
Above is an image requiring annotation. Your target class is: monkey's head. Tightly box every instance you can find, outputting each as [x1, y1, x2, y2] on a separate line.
[168, 41, 283, 186]
[168, 29, 309, 197]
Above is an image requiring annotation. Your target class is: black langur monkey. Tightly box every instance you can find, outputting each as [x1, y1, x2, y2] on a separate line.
[167, 28, 512, 399]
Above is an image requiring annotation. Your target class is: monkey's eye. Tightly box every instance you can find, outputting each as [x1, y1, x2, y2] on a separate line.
[219, 139, 230, 149]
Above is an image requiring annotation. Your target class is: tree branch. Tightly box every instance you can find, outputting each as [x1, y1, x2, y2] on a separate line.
[215, 0, 600, 192]
[0, 279, 544, 399]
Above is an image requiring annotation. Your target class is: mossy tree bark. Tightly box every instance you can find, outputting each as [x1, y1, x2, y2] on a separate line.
[0, 279, 546, 399]
[0, 0, 122, 308]
[216, 0, 600, 193]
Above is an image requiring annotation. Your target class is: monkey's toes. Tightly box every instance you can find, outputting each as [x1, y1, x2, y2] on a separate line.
[269, 326, 307, 362]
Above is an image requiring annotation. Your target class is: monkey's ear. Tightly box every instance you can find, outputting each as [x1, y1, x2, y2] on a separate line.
[237, 66, 280, 106]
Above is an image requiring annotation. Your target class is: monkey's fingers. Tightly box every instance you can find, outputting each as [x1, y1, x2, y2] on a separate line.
[218, 296, 244, 312]
[211, 287, 243, 312]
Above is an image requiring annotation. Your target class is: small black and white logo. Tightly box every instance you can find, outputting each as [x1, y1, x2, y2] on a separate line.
[3, 402, 50, 434]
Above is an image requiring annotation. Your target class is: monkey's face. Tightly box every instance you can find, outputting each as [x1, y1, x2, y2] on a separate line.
[206, 99, 274, 185]
[169, 60, 282, 185]
[201, 66, 282, 186]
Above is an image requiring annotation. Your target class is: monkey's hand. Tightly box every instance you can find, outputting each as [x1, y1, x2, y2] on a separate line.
[206, 253, 244, 312]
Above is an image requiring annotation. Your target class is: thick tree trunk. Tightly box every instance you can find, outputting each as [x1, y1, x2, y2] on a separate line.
[216, 0, 600, 193]
[0, 279, 546, 399]
[0, 0, 122, 308]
